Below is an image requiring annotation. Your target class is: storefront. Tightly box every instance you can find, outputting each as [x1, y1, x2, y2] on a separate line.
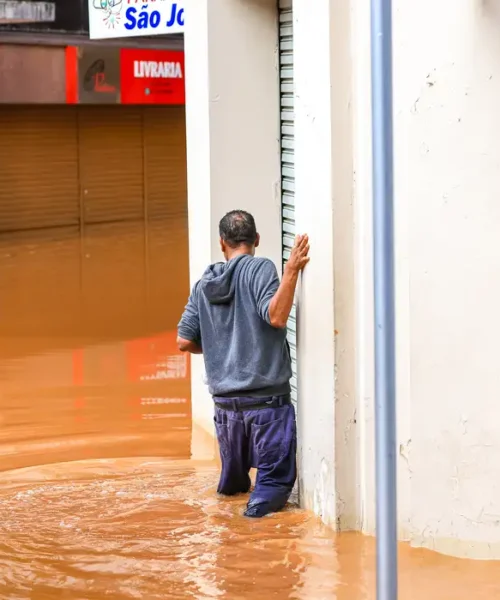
[0, 40, 189, 342]
[0, 43, 187, 233]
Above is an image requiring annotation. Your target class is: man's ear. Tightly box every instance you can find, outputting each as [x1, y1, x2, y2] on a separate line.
[219, 237, 225, 253]
[255, 233, 261, 248]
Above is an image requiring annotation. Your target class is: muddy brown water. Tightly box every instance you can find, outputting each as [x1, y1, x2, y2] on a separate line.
[0, 222, 499, 599]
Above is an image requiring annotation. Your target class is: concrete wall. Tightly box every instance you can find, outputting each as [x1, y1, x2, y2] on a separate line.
[293, 0, 357, 528]
[399, 0, 500, 559]
[353, 0, 500, 559]
[292, 0, 337, 525]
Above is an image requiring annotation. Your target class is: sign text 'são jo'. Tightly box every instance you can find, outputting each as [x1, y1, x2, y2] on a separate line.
[88, 0, 184, 40]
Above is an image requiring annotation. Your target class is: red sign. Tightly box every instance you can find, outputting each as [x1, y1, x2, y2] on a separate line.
[65, 46, 185, 106]
[120, 49, 185, 105]
[66, 46, 121, 105]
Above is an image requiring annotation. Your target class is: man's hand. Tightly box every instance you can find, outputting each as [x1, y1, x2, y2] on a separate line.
[268, 234, 310, 329]
[177, 337, 203, 354]
[285, 234, 310, 275]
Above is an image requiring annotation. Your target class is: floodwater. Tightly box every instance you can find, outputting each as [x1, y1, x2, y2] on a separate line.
[0, 222, 499, 599]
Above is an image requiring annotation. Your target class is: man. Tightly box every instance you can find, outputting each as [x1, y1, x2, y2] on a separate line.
[177, 210, 309, 518]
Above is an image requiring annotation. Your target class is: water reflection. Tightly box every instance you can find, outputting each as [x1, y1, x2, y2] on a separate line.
[0, 221, 191, 471]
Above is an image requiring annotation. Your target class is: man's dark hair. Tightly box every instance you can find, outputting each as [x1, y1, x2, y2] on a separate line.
[219, 210, 258, 248]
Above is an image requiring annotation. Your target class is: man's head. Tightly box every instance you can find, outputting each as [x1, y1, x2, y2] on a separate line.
[219, 210, 260, 260]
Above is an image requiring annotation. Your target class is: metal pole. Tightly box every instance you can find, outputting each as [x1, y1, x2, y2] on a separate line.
[370, 0, 398, 599]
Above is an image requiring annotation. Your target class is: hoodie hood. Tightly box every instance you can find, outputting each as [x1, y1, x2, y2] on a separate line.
[200, 254, 251, 304]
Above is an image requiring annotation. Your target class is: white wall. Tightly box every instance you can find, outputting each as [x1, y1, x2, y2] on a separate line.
[398, 0, 500, 559]
[292, 0, 337, 525]
[351, 0, 376, 537]
[330, 0, 358, 531]
[184, 0, 282, 449]
[353, 0, 500, 558]
[292, 0, 357, 528]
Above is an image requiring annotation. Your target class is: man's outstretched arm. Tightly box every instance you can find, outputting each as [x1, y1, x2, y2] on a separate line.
[268, 234, 310, 328]
[253, 235, 310, 329]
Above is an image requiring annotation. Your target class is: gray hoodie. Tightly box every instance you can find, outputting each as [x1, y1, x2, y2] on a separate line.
[177, 254, 292, 397]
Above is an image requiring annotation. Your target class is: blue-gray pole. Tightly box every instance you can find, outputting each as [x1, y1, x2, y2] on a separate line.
[370, 0, 398, 599]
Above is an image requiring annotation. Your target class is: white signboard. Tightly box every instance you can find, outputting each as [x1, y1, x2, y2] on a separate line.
[89, 0, 184, 40]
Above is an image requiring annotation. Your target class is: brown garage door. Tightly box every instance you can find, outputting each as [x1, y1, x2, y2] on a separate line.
[0, 106, 80, 232]
[0, 105, 187, 232]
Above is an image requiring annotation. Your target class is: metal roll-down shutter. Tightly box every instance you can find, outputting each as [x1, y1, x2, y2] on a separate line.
[0, 106, 79, 233]
[279, 0, 297, 406]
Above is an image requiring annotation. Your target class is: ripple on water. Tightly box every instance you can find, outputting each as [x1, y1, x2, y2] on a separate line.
[0, 458, 322, 600]
[1, 458, 499, 600]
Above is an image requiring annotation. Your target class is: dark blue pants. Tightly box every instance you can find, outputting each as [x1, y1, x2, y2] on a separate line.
[213, 396, 297, 517]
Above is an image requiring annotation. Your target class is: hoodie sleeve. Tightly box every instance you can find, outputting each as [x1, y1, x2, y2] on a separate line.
[251, 259, 280, 325]
[177, 281, 201, 344]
